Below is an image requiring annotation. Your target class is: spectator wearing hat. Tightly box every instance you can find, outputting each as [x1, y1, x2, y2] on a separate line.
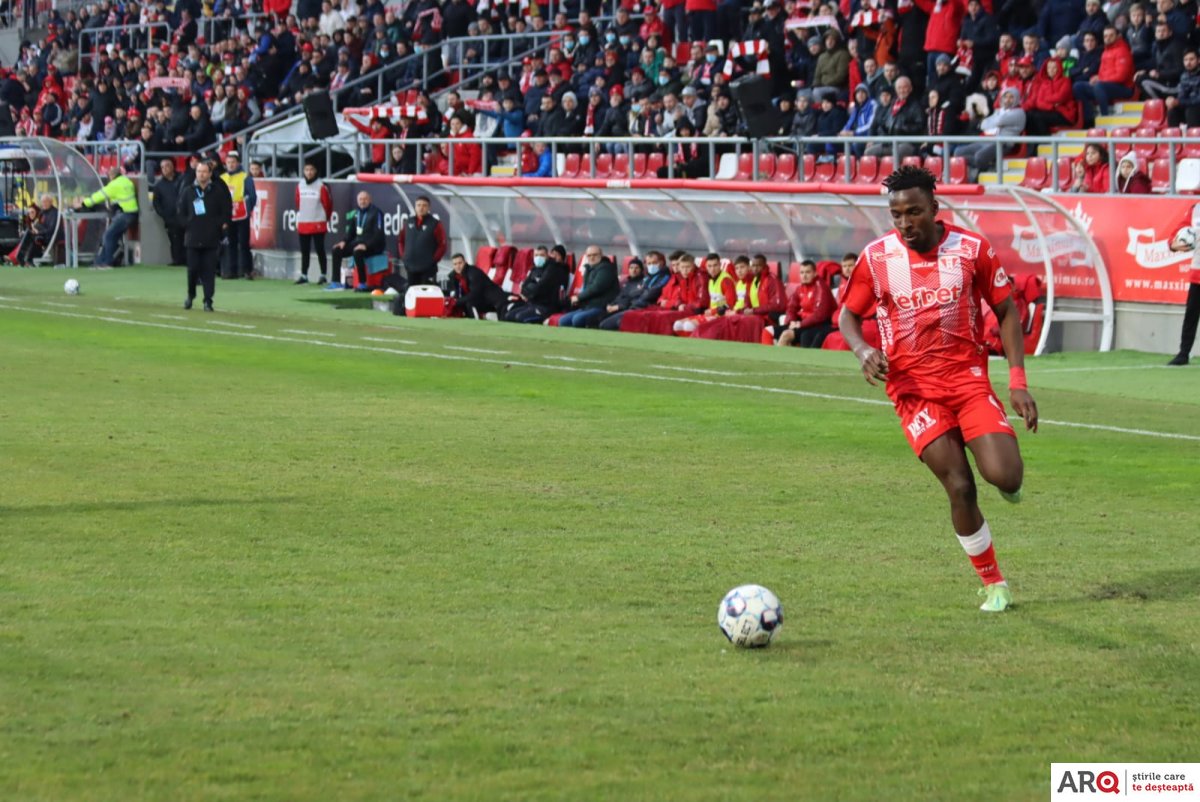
[929, 52, 967, 122]
[838, 84, 878, 155]
[678, 84, 707, 129]
[812, 29, 851, 102]
[1073, 25, 1134, 128]
[954, 87, 1025, 177]
[597, 84, 630, 148]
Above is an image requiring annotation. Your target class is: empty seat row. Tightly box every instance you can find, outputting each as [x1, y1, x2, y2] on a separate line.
[721, 152, 970, 184]
[559, 152, 667, 179]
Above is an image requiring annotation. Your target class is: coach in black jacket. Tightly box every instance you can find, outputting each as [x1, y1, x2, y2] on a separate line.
[176, 160, 233, 311]
[449, 252, 509, 318]
[503, 244, 570, 323]
[333, 190, 387, 290]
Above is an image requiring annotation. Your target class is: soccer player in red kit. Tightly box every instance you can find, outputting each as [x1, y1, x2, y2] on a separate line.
[838, 167, 1039, 612]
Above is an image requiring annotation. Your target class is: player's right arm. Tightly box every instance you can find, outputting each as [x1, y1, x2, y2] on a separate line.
[839, 306, 889, 385]
[837, 251, 888, 386]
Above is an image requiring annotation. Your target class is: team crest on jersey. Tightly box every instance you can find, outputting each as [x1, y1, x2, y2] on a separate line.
[994, 266, 1009, 288]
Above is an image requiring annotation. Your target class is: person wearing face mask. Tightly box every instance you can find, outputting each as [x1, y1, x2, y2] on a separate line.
[573, 30, 599, 69]
[600, 251, 672, 330]
[504, 244, 571, 323]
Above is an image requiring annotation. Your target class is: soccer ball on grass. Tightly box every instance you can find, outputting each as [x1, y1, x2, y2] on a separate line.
[718, 584, 783, 648]
[64, 279, 80, 295]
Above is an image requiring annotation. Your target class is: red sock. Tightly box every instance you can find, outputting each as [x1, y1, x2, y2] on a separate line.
[957, 522, 1006, 585]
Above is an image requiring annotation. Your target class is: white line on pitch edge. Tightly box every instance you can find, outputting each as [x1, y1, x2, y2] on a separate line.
[650, 364, 742, 376]
[6, 303, 1200, 444]
[362, 336, 418, 345]
[281, 328, 335, 337]
[151, 314, 188, 321]
[42, 301, 77, 308]
[543, 355, 607, 364]
[95, 307, 130, 314]
[1038, 365, 1172, 374]
[206, 320, 256, 329]
[445, 345, 509, 355]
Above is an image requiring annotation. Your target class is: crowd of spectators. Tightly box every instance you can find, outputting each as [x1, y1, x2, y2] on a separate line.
[4, 0, 1200, 185]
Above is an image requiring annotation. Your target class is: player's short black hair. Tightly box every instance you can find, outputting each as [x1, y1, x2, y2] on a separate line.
[883, 165, 938, 198]
[733, 254, 751, 265]
[416, 194, 432, 205]
[842, 252, 857, 262]
[451, 252, 466, 262]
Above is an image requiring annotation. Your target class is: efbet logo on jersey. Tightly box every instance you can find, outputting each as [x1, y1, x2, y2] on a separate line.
[893, 284, 963, 312]
[1051, 763, 1200, 800]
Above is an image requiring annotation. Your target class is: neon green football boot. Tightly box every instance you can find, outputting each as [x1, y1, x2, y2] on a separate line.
[978, 583, 1012, 612]
[999, 486, 1023, 504]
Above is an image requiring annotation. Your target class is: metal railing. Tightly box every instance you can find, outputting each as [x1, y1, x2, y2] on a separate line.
[72, 139, 147, 177]
[197, 12, 271, 44]
[83, 22, 171, 68]
[238, 131, 1200, 195]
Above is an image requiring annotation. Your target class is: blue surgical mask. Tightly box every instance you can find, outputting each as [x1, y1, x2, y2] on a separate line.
[413, 43, 422, 53]
[647, 262, 661, 275]
[534, 255, 546, 267]
[705, 53, 717, 63]
[578, 34, 590, 45]
[658, 75, 669, 86]
[564, 39, 576, 50]
[619, 35, 630, 46]
[631, 103, 642, 113]
[605, 32, 616, 43]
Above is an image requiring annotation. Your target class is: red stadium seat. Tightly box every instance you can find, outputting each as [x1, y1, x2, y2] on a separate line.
[1140, 98, 1167, 129]
[613, 152, 630, 177]
[505, 248, 534, 292]
[632, 153, 647, 178]
[561, 153, 581, 178]
[757, 153, 776, 179]
[595, 153, 613, 178]
[900, 155, 922, 170]
[817, 260, 841, 286]
[855, 155, 879, 184]
[475, 246, 496, 271]
[923, 156, 944, 181]
[1155, 127, 1181, 161]
[1149, 158, 1172, 192]
[1133, 126, 1158, 160]
[948, 156, 969, 184]
[786, 263, 802, 282]
[1086, 127, 1108, 140]
[801, 154, 816, 181]
[773, 153, 797, 181]
[879, 156, 896, 177]
[1019, 157, 1049, 190]
[646, 152, 665, 176]
[1109, 126, 1133, 158]
[835, 154, 856, 182]
[1056, 157, 1074, 191]
[1183, 139, 1200, 159]
[734, 152, 754, 180]
[813, 157, 836, 182]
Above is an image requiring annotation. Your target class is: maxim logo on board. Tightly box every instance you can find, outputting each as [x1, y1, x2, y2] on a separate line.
[1125, 228, 1192, 270]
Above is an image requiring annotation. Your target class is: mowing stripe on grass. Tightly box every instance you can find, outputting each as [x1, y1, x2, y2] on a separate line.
[650, 364, 742, 376]
[5, 303, 1200, 444]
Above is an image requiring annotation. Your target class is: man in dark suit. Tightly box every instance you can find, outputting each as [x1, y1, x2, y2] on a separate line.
[331, 190, 387, 291]
[175, 160, 233, 311]
[504, 244, 570, 323]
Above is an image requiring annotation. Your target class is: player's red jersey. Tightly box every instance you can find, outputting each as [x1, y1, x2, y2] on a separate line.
[842, 223, 1013, 400]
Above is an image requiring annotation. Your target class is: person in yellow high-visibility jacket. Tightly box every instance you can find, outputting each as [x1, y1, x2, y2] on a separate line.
[219, 151, 257, 279]
[75, 165, 139, 267]
[74, 164, 138, 267]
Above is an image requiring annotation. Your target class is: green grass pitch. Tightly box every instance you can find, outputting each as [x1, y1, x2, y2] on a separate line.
[2, 266, 1198, 801]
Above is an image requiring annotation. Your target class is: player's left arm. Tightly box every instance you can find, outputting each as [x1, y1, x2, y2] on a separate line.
[993, 295, 1038, 433]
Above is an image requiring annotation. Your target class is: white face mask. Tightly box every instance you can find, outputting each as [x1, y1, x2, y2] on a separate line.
[534, 255, 546, 267]
[647, 262, 661, 274]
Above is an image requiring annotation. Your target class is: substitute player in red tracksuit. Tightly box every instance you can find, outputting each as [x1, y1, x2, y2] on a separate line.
[778, 259, 836, 348]
[294, 162, 333, 284]
[839, 166, 1039, 613]
[1166, 207, 1200, 366]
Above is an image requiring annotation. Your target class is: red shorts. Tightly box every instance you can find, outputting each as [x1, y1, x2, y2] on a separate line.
[893, 383, 1016, 457]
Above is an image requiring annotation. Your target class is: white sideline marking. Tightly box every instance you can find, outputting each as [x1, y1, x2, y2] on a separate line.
[362, 336, 418, 345]
[1038, 364, 1172, 374]
[281, 328, 335, 337]
[650, 364, 741, 376]
[0, 295, 15, 300]
[5, 302, 1199, 444]
[96, 307, 130, 314]
[544, 355, 607, 364]
[445, 345, 509, 355]
[206, 320, 256, 330]
[151, 314, 187, 321]
[42, 301, 77, 308]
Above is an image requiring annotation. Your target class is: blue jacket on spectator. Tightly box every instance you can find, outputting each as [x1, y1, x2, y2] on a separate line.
[523, 148, 553, 177]
[479, 106, 526, 139]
